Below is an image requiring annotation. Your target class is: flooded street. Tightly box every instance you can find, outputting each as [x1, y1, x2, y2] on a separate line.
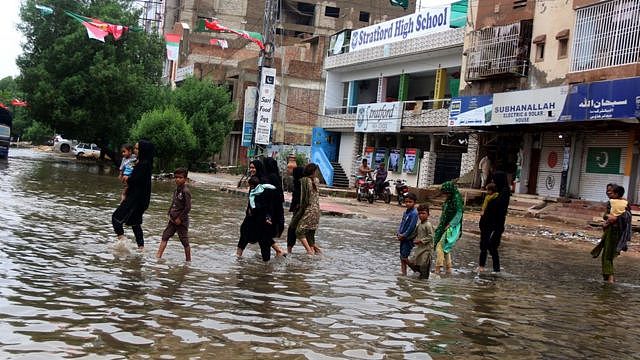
[2, 148, 640, 359]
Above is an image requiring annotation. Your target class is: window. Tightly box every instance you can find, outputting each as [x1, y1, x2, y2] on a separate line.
[535, 42, 545, 61]
[558, 38, 568, 59]
[359, 11, 370, 23]
[325, 6, 340, 18]
[513, 0, 527, 9]
[571, 0, 640, 72]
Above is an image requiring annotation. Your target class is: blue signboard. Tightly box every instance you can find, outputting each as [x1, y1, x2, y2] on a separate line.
[241, 121, 253, 147]
[448, 95, 493, 126]
[564, 76, 640, 121]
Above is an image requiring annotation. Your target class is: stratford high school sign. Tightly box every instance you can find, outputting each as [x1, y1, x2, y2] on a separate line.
[349, 5, 451, 52]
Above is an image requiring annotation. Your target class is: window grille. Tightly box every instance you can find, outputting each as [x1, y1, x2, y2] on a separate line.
[465, 20, 533, 80]
[571, 0, 640, 72]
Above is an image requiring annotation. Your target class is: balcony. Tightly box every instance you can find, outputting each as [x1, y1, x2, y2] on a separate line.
[464, 20, 533, 81]
[323, 99, 451, 130]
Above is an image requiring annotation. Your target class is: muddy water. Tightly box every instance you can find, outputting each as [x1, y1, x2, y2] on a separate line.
[1, 148, 640, 359]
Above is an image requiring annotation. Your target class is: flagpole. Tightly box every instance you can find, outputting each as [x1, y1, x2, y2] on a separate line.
[251, 0, 277, 159]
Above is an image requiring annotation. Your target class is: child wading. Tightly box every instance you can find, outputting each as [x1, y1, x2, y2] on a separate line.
[407, 204, 434, 278]
[156, 168, 192, 261]
[397, 192, 419, 276]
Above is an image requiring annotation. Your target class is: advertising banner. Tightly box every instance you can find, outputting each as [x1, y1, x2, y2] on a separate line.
[403, 148, 419, 174]
[254, 67, 276, 145]
[374, 148, 387, 168]
[175, 64, 194, 82]
[349, 6, 450, 52]
[355, 102, 402, 133]
[565, 77, 640, 121]
[241, 86, 257, 147]
[448, 95, 493, 126]
[363, 147, 375, 169]
[389, 149, 401, 172]
[492, 86, 570, 125]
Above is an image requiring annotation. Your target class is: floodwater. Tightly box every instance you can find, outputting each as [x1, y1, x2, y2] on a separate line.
[1, 148, 640, 359]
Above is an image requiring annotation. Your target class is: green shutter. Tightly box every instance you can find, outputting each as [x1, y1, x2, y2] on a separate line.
[390, 0, 409, 10]
[586, 147, 622, 174]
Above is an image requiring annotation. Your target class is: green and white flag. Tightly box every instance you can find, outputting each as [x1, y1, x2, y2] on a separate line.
[586, 147, 621, 174]
[390, 0, 409, 9]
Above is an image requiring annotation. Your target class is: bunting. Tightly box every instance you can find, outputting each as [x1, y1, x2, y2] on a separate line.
[209, 38, 229, 49]
[204, 20, 264, 50]
[10, 99, 28, 107]
[63, 10, 130, 42]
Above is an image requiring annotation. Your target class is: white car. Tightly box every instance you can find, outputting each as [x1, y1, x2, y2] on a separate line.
[52, 135, 75, 153]
[73, 143, 101, 158]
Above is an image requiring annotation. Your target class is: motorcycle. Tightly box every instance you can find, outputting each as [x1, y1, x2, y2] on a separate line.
[394, 179, 409, 205]
[354, 175, 374, 203]
[373, 177, 392, 204]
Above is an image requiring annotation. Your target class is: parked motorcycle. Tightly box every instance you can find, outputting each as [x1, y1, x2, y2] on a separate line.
[373, 178, 392, 204]
[394, 179, 409, 205]
[354, 175, 375, 203]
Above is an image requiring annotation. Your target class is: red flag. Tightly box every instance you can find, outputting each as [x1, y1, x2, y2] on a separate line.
[204, 19, 264, 50]
[0, 103, 7, 110]
[11, 99, 27, 107]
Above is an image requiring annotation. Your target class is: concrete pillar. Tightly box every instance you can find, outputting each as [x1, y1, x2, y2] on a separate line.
[460, 134, 478, 178]
[377, 75, 387, 103]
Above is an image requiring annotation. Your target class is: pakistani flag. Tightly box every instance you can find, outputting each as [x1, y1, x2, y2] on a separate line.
[165, 33, 180, 61]
[390, 0, 409, 9]
[586, 147, 621, 174]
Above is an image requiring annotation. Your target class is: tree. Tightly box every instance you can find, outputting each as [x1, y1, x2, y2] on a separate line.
[17, 0, 164, 151]
[130, 107, 197, 171]
[171, 77, 235, 163]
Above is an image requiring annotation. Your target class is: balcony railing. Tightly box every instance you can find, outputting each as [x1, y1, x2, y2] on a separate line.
[465, 20, 533, 80]
[323, 99, 451, 129]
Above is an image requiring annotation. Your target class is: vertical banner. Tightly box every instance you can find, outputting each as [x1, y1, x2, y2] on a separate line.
[241, 86, 257, 147]
[403, 148, 418, 174]
[164, 33, 180, 61]
[254, 67, 277, 145]
[389, 149, 401, 173]
[374, 148, 387, 168]
[363, 146, 375, 168]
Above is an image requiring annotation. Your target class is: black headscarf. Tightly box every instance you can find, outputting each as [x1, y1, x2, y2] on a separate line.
[250, 159, 266, 183]
[484, 170, 510, 228]
[290, 166, 304, 212]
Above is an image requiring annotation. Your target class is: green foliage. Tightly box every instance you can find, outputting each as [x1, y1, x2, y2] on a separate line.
[17, 0, 164, 150]
[296, 153, 308, 167]
[130, 107, 197, 171]
[23, 121, 53, 144]
[171, 77, 235, 162]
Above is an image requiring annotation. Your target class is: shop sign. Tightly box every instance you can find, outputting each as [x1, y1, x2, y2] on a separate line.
[254, 67, 276, 145]
[355, 102, 402, 133]
[175, 64, 194, 82]
[448, 95, 492, 126]
[349, 6, 450, 52]
[565, 77, 640, 121]
[586, 147, 621, 174]
[241, 86, 257, 147]
[492, 86, 570, 125]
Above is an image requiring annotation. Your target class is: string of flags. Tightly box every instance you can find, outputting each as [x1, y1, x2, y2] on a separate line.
[204, 19, 265, 50]
[0, 99, 28, 109]
[35, 4, 136, 43]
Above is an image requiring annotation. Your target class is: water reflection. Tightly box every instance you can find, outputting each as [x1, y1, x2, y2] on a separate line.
[1, 149, 640, 358]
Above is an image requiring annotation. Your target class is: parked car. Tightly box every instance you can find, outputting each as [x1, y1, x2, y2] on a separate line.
[73, 143, 101, 158]
[52, 135, 74, 153]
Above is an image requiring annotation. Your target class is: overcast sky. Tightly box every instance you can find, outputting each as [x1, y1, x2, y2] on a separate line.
[0, 0, 23, 79]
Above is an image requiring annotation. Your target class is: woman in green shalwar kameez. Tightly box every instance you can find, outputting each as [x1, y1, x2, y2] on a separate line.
[433, 181, 464, 274]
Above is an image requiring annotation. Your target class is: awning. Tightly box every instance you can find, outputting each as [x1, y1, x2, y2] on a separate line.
[555, 29, 569, 39]
[532, 34, 546, 44]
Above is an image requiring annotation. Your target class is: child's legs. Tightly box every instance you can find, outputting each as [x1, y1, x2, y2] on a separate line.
[176, 224, 191, 261]
[400, 258, 408, 275]
[435, 241, 445, 268]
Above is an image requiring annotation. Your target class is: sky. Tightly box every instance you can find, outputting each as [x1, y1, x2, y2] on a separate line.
[0, 0, 23, 79]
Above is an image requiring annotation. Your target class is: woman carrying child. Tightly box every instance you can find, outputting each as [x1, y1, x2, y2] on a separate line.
[478, 171, 510, 273]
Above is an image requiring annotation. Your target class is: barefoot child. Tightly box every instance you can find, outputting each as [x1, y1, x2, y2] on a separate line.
[397, 192, 419, 276]
[408, 204, 435, 278]
[156, 168, 192, 261]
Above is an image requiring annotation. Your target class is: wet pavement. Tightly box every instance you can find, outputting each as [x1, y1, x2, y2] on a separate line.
[1, 148, 640, 359]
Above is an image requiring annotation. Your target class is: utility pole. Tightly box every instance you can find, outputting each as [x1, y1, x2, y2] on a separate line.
[250, 0, 278, 159]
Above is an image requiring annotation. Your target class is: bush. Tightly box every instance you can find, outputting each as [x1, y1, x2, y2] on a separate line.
[130, 107, 197, 171]
[23, 121, 53, 144]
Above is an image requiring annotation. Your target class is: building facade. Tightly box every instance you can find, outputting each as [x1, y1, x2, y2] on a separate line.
[163, 0, 409, 165]
[451, 0, 640, 202]
[317, 2, 471, 189]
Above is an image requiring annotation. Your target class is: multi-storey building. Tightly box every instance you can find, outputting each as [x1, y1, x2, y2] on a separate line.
[162, 0, 408, 165]
[316, 2, 470, 189]
[451, 0, 640, 202]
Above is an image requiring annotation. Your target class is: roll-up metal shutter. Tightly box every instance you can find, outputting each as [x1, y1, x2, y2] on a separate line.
[536, 133, 564, 197]
[578, 131, 628, 201]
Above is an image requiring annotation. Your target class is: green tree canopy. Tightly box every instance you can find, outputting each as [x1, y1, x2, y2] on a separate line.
[171, 77, 235, 162]
[130, 107, 197, 171]
[17, 0, 164, 149]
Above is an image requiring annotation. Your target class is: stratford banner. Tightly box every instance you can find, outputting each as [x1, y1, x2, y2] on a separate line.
[448, 95, 492, 126]
[355, 102, 402, 133]
[349, 6, 450, 52]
